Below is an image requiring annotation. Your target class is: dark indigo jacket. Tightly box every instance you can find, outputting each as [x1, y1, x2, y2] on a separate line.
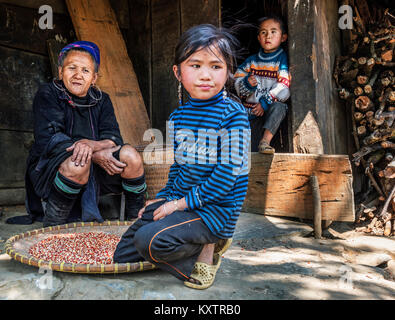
[26, 80, 123, 221]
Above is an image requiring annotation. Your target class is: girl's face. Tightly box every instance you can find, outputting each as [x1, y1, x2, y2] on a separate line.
[173, 45, 228, 100]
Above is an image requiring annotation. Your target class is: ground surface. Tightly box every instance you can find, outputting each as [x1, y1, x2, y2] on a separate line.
[0, 206, 394, 300]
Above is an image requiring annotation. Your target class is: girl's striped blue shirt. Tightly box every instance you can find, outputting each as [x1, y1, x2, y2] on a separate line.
[155, 91, 250, 238]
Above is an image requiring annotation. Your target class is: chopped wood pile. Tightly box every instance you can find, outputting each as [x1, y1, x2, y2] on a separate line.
[334, 1, 394, 236]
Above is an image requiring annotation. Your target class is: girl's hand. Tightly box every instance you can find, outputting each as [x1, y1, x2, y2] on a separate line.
[137, 198, 165, 219]
[252, 103, 265, 117]
[153, 201, 177, 221]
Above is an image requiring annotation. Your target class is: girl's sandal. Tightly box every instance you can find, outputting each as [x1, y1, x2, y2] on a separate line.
[184, 254, 222, 290]
[214, 238, 232, 257]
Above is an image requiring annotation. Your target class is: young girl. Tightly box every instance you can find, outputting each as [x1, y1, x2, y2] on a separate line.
[113, 24, 250, 290]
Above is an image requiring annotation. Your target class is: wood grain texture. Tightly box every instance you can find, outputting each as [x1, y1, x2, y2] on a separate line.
[0, 130, 33, 188]
[0, 3, 75, 55]
[243, 153, 355, 222]
[0, 46, 51, 132]
[65, 0, 150, 146]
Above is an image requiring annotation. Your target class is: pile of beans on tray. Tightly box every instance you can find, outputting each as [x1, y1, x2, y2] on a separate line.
[29, 232, 121, 264]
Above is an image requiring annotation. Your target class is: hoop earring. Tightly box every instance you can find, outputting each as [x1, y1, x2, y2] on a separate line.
[89, 83, 102, 101]
[178, 81, 182, 105]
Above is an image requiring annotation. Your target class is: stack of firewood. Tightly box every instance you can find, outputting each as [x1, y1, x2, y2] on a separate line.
[334, 2, 394, 236]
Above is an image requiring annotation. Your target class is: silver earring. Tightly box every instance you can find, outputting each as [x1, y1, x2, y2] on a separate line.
[178, 81, 182, 105]
[223, 87, 227, 100]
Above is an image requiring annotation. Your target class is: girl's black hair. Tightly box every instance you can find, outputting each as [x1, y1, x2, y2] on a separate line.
[258, 15, 287, 34]
[174, 24, 241, 79]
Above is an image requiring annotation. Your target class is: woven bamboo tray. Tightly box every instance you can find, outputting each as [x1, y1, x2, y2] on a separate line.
[5, 220, 156, 274]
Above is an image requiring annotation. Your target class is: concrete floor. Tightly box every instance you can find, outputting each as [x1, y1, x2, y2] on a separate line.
[0, 205, 394, 300]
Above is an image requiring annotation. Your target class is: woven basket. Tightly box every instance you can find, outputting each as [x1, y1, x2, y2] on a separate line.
[5, 220, 156, 274]
[135, 144, 174, 200]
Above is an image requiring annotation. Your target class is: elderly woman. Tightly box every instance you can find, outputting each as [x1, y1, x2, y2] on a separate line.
[7, 41, 146, 226]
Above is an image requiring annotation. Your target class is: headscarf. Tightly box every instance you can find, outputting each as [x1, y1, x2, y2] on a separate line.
[58, 41, 100, 69]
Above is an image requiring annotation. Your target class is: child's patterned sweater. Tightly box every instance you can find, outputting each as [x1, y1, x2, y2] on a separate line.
[234, 47, 290, 118]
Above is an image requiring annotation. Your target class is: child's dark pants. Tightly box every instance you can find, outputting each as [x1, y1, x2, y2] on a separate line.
[250, 101, 288, 152]
[113, 200, 220, 281]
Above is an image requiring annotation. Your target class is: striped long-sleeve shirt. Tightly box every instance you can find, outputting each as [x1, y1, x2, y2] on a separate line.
[155, 91, 250, 239]
[234, 47, 290, 118]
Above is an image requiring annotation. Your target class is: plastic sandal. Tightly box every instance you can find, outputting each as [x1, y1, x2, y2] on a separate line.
[184, 253, 222, 290]
[214, 238, 232, 257]
[258, 140, 275, 154]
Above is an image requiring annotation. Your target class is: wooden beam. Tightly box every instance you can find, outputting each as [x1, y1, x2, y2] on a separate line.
[243, 153, 355, 222]
[65, 0, 150, 146]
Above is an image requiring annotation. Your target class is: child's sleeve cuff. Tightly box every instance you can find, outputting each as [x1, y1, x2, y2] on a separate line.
[259, 97, 270, 112]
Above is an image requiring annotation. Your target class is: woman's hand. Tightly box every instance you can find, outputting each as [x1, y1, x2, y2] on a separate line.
[66, 139, 97, 167]
[91, 145, 126, 175]
[137, 198, 166, 219]
[252, 103, 265, 117]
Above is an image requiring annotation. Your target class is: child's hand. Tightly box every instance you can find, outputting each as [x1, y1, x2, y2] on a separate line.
[248, 75, 258, 87]
[252, 103, 264, 117]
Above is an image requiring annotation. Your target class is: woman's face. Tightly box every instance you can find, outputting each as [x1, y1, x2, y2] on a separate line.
[58, 50, 98, 97]
[173, 45, 228, 100]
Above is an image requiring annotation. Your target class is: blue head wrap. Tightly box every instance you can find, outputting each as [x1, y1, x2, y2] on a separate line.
[58, 41, 100, 69]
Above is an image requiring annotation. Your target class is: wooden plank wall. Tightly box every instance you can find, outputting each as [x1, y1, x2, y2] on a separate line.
[0, 1, 75, 205]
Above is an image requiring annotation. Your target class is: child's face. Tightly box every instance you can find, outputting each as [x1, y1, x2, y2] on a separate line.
[173, 45, 228, 100]
[257, 19, 287, 53]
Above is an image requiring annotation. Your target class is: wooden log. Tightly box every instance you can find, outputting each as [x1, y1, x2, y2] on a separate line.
[339, 88, 353, 100]
[310, 175, 322, 239]
[355, 95, 374, 112]
[354, 112, 365, 122]
[378, 184, 395, 218]
[357, 125, 367, 137]
[363, 58, 376, 77]
[243, 153, 355, 222]
[65, 0, 150, 146]
[384, 220, 392, 236]
[354, 86, 364, 96]
[357, 75, 369, 85]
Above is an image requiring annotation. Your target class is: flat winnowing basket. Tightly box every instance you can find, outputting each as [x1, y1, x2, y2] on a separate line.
[5, 220, 156, 274]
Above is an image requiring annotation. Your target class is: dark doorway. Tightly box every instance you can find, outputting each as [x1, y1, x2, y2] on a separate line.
[221, 0, 290, 153]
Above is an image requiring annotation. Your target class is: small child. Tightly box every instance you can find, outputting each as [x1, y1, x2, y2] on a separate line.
[234, 15, 290, 154]
[113, 24, 250, 290]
